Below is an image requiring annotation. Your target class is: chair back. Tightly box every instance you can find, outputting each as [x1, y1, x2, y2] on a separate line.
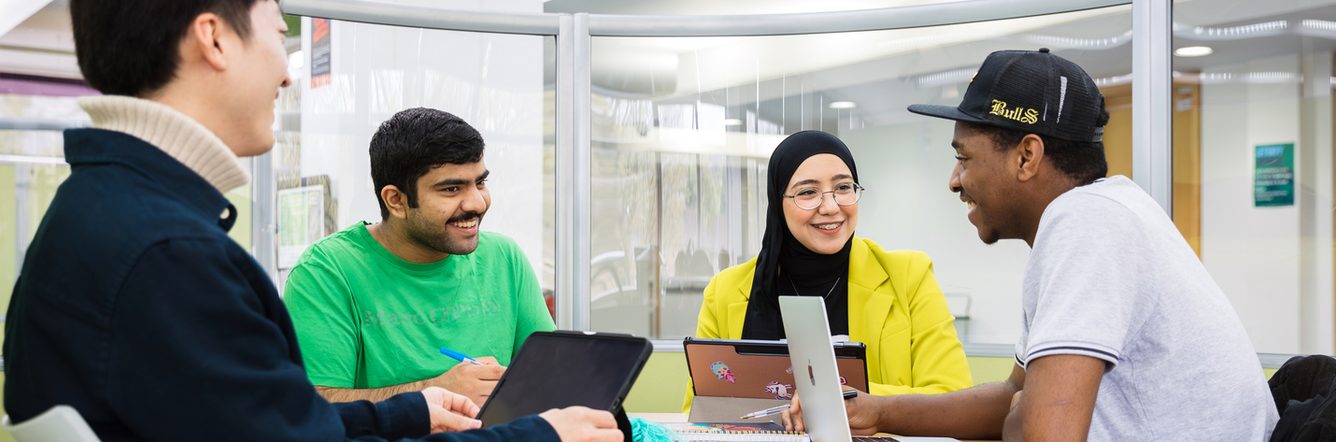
[1, 405, 100, 442]
[1269, 355, 1336, 442]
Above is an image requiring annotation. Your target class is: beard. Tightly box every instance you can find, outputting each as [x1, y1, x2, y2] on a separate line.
[980, 230, 1001, 245]
[405, 209, 484, 255]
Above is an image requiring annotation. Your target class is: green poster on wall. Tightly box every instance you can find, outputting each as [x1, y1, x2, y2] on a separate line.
[1254, 143, 1294, 207]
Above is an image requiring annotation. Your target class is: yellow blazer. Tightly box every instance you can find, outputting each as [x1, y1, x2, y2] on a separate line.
[685, 237, 972, 409]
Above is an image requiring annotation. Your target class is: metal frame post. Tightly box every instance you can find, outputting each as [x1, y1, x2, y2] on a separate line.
[1132, 0, 1173, 213]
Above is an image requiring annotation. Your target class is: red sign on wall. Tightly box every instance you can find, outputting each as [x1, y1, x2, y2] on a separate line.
[310, 18, 332, 88]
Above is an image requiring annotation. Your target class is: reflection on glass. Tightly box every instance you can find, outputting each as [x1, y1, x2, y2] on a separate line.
[0, 92, 88, 344]
[1174, 0, 1336, 355]
[0, 164, 70, 319]
[273, 19, 557, 313]
[589, 6, 1135, 343]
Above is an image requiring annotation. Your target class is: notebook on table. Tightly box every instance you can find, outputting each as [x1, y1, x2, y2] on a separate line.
[665, 421, 955, 442]
[664, 421, 806, 441]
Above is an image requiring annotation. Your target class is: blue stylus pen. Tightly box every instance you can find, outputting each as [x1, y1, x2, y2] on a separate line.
[439, 347, 484, 366]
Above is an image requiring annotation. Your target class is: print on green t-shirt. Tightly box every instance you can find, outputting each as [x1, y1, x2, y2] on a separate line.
[284, 223, 556, 389]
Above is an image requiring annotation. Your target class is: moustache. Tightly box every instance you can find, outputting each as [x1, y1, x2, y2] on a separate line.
[447, 212, 484, 224]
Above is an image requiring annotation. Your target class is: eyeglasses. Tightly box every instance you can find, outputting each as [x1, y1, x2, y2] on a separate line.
[783, 182, 864, 211]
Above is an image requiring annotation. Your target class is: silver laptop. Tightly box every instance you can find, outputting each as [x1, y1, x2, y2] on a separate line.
[779, 296, 959, 442]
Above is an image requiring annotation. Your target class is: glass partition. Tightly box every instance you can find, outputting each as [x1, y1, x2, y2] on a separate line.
[0, 161, 64, 345]
[32, 0, 1331, 356]
[1173, 0, 1336, 355]
[274, 18, 558, 315]
[0, 95, 87, 283]
[587, 4, 1135, 343]
[0, 89, 257, 347]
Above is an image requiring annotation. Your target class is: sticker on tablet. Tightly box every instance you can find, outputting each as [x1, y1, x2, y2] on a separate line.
[711, 361, 736, 383]
[765, 381, 794, 400]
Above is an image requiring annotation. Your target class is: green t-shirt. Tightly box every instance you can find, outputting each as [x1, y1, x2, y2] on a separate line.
[284, 223, 555, 389]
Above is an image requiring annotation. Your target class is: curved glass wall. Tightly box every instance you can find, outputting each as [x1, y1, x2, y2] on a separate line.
[586, 5, 1135, 343]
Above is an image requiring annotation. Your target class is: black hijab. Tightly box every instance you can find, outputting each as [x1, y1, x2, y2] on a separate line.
[741, 130, 859, 340]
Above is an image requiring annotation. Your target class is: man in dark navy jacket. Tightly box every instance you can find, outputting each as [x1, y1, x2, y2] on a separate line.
[1, 1, 620, 441]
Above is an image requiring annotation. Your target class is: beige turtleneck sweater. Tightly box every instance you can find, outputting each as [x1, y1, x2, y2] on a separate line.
[79, 96, 251, 194]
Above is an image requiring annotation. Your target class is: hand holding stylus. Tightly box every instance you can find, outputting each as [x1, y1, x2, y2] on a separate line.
[743, 389, 857, 420]
[436, 348, 505, 407]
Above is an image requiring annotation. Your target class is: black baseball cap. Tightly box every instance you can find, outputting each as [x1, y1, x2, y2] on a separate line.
[907, 48, 1106, 143]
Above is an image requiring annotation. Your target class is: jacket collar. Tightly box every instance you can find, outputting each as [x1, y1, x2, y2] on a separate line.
[846, 238, 892, 344]
[728, 237, 894, 340]
[847, 237, 888, 293]
[63, 128, 237, 231]
[79, 96, 249, 194]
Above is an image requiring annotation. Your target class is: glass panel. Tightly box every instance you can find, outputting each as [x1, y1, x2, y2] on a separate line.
[0, 88, 256, 346]
[0, 163, 70, 335]
[0, 93, 84, 347]
[589, 5, 1134, 343]
[1174, 0, 1336, 354]
[277, 19, 558, 316]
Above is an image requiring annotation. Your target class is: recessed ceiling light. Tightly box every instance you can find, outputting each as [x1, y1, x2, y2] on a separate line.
[722, 118, 743, 127]
[1175, 46, 1213, 57]
[828, 101, 856, 110]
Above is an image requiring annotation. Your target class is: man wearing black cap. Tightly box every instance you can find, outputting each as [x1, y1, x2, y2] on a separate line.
[789, 49, 1279, 440]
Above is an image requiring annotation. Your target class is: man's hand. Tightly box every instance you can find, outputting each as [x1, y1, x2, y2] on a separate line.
[421, 386, 481, 433]
[538, 406, 622, 442]
[781, 396, 805, 433]
[431, 356, 506, 407]
[782, 389, 881, 435]
[844, 389, 882, 436]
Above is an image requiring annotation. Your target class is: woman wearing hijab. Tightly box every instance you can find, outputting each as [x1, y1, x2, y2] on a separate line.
[685, 130, 971, 407]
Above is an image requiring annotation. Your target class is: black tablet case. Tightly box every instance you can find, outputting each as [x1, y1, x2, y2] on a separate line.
[477, 330, 652, 432]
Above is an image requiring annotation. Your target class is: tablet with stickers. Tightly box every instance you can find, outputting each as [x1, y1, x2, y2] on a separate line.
[684, 337, 867, 400]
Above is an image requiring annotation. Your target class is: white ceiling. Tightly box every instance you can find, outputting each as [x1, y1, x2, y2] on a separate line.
[0, 0, 73, 78]
[546, 0, 1336, 128]
[0, 0, 53, 37]
[544, 0, 963, 15]
[5, 0, 1336, 128]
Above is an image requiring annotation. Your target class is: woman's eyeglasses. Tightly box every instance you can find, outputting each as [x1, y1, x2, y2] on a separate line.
[784, 183, 864, 210]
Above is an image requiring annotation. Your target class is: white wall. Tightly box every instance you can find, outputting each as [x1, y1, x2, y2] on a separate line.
[843, 122, 1029, 345]
[297, 0, 548, 279]
[1200, 53, 1306, 354]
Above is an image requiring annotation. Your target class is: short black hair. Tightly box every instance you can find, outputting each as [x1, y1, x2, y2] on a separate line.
[370, 108, 485, 220]
[70, 0, 267, 96]
[963, 114, 1110, 186]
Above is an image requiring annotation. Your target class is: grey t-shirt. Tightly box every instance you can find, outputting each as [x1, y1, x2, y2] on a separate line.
[1017, 176, 1278, 441]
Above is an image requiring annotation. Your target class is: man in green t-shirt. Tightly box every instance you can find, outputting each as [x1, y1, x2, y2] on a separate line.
[285, 107, 556, 407]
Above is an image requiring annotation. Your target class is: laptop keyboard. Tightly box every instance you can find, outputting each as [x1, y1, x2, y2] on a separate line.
[853, 437, 904, 441]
